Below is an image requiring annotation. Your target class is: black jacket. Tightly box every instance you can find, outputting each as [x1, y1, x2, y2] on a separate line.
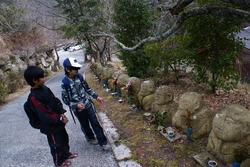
[30, 86, 66, 134]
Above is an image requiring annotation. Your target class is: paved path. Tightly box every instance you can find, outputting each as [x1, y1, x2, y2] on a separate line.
[0, 49, 118, 167]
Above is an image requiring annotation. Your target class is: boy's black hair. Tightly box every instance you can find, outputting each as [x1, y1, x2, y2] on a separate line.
[64, 68, 70, 76]
[24, 66, 44, 86]
[64, 66, 80, 76]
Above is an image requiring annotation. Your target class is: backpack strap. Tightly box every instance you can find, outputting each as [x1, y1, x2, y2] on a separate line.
[62, 74, 92, 102]
[62, 76, 76, 124]
[77, 73, 93, 102]
[77, 73, 84, 82]
[62, 76, 73, 98]
[76, 73, 88, 90]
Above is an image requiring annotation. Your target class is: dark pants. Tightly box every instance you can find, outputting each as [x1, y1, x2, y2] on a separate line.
[74, 103, 107, 146]
[47, 128, 70, 166]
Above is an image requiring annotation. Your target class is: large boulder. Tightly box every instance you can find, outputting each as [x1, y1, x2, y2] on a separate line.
[172, 92, 213, 138]
[112, 70, 122, 80]
[178, 92, 202, 111]
[108, 71, 122, 90]
[154, 86, 174, 105]
[142, 94, 155, 111]
[138, 80, 155, 104]
[207, 105, 250, 163]
[122, 77, 141, 105]
[29, 48, 59, 71]
[151, 86, 178, 124]
[242, 159, 250, 167]
[95, 63, 104, 77]
[213, 105, 250, 142]
[117, 73, 129, 87]
[0, 54, 10, 69]
[90, 63, 98, 73]
[103, 67, 114, 80]
[128, 77, 141, 94]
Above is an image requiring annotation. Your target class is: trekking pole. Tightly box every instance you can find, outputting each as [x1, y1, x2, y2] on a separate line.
[68, 106, 76, 124]
[65, 89, 77, 124]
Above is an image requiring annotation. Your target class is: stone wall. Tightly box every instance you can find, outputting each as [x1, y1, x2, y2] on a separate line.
[0, 36, 60, 101]
[0, 36, 60, 79]
[90, 62, 250, 164]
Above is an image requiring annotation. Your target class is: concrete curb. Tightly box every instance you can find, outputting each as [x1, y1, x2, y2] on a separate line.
[98, 112, 142, 167]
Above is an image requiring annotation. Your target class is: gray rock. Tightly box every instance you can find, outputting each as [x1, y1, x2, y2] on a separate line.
[128, 77, 141, 94]
[154, 86, 174, 105]
[172, 92, 213, 138]
[178, 92, 202, 112]
[241, 159, 250, 167]
[142, 94, 155, 111]
[117, 73, 129, 87]
[138, 80, 155, 104]
[207, 104, 250, 163]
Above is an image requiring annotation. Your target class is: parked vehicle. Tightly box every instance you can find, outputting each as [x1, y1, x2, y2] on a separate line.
[68, 45, 82, 52]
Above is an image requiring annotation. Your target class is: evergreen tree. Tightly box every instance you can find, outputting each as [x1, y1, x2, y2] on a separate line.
[55, 0, 104, 38]
[184, 0, 244, 92]
[55, 0, 112, 64]
[113, 0, 152, 77]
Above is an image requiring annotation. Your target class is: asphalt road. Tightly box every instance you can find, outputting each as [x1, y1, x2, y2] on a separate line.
[0, 49, 118, 167]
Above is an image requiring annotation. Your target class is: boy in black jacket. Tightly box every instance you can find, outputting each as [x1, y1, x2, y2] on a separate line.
[24, 66, 77, 167]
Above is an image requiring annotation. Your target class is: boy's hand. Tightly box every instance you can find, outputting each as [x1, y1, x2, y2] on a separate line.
[60, 114, 69, 124]
[97, 96, 104, 104]
[77, 102, 85, 111]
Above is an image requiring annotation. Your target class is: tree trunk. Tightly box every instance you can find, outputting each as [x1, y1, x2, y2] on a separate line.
[106, 46, 111, 61]
[211, 72, 217, 93]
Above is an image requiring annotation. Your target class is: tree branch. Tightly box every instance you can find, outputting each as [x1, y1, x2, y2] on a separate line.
[169, 0, 194, 15]
[95, 5, 250, 51]
[0, 15, 15, 32]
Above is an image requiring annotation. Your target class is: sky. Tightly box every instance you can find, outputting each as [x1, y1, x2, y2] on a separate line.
[238, 26, 250, 49]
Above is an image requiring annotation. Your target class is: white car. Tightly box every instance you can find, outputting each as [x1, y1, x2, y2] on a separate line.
[68, 44, 83, 52]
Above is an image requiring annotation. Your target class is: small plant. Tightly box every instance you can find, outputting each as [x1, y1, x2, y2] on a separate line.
[154, 111, 169, 127]
[0, 82, 8, 103]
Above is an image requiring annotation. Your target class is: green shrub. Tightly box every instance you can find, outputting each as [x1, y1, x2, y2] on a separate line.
[154, 111, 170, 127]
[6, 71, 24, 93]
[113, 0, 152, 77]
[144, 35, 189, 82]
